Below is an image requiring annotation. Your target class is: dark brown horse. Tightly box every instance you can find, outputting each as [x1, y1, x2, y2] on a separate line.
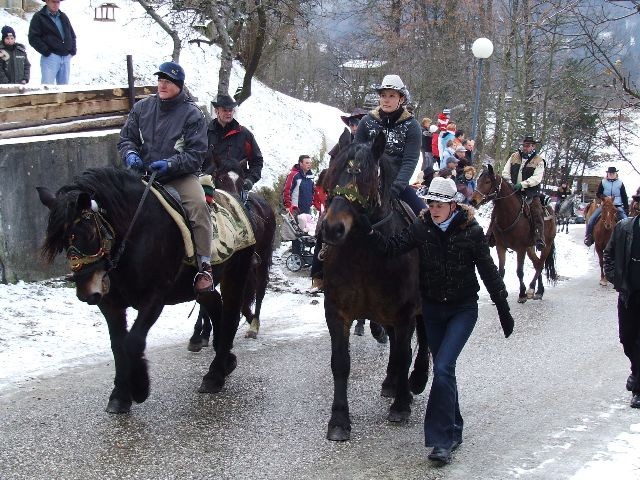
[471, 165, 558, 303]
[189, 157, 276, 350]
[593, 196, 618, 286]
[38, 168, 253, 413]
[321, 132, 429, 441]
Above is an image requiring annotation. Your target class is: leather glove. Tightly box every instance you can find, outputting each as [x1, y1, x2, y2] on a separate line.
[514, 182, 522, 191]
[496, 302, 514, 338]
[125, 152, 143, 170]
[243, 178, 253, 191]
[149, 160, 170, 175]
[390, 181, 405, 199]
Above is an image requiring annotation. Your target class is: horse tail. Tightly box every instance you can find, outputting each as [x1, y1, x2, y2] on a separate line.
[409, 313, 430, 395]
[545, 241, 558, 285]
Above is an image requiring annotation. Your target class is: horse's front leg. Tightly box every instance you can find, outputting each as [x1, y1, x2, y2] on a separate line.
[496, 245, 507, 279]
[326, 304, 351, 441]
[188, 307, 208, 352]
[100, 295, 131, 414]
[516, 250, 527, 303]
[387, 321, 414, 423]
[526, 247, 545, 300]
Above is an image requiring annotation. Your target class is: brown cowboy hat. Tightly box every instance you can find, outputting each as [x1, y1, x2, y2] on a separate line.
[340, 108, 368, 125]
[521, 134, 540, 144]
[606, 166, 619, 174]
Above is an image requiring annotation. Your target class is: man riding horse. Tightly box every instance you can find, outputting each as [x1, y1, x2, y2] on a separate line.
[555, 180, 571, 215]
[584, 166, 629, 246]
[498, 134, 547, 251]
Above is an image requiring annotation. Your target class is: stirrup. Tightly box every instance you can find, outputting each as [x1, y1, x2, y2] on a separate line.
[194, 268, 214, 293]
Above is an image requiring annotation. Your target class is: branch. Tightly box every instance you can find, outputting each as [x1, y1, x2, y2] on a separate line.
[136, 0, 182, 62]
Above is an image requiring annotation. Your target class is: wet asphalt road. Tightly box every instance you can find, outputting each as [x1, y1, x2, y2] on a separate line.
[0, 231, 637, 480]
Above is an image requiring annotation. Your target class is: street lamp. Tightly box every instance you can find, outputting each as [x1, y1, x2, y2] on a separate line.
[470, 37, 494, 141]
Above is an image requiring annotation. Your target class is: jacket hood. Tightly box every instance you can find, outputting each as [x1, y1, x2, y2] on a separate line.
[370, 106, 413, 124]
[419, 203, 476, 229]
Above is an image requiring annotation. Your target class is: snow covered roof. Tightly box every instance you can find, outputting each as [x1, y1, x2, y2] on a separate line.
[340, 60, 386, 69]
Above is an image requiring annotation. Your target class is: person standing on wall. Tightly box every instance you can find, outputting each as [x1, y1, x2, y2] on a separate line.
[0, 26, 30, 84]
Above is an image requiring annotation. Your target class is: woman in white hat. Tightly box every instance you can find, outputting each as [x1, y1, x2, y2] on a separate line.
[362, 176, 514, 466]
[354, 74, 425, 215]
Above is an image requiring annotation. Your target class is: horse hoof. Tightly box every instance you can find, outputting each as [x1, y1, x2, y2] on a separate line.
[198, 377, 223, 394]
[526, 290, 534, 299]
[533, 294, 543, 300]
[327, 425, 350, 442]
[381, 385, 395, 398]
[245, 318, 259, 339]
[599, 279, 608, 286]
[517, 297, 527, 304]
[387, 409, 410, 423]
[245, 330, 257, 339]
[188, 341, 203, 352]
[105, 398, 132, 414]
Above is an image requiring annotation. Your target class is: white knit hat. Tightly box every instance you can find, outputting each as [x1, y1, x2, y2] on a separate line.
[424, 177, 464, 203]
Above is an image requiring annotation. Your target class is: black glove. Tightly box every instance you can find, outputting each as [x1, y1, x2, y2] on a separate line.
[355, 214, 373, 235]
[490, 289, 508, 305]
[390, 181, 405, 199]
[243, 178, 253, 191]
[496, 301, 514, 338]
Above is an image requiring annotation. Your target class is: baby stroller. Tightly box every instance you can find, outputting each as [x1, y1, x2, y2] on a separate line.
[281, 211, 317, 272]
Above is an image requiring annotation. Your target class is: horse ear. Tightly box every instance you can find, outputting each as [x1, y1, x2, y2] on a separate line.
[76, 192, 92, 213]
[36, 187, 57, 210]
[371, 131, 386, 160]
[487, 164, 494, 176]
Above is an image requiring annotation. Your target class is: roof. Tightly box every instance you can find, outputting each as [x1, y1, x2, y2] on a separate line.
[340, 60, 386, 69]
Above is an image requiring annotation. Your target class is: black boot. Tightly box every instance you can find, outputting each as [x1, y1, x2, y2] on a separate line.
[531, 199, 546, 251]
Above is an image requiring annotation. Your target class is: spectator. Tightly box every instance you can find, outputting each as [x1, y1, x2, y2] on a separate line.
[457, 166, 477, 204]
[463, 139, 474, 164]
[117, 61, 213, 293]
[28, 0, 76, 85]
[604, 213, 640, 408]
[354, 74, 425, 215]
[431, 124, 441, 169]
[454, 129, 465, 149]
[310, 169, 328, 292]
[454, 145, 470, 172]
[328, 107, 368, 163]
[438, 167, 453, 180]
[205, 94, 263, 191]
[0, 26, 30, 84]
[282, 155, 316, 256]
[440, 139, 456, 168]
[421, 117, 435, 171]
[555, 181, 572, 214]
[439, 122, 456, 158]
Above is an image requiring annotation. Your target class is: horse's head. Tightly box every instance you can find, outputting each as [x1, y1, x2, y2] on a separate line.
[322, 131, 388, 245]
[38, 186, 113, 305]
[470, 164, 506, 207]
[600, 196, 618, 229]
[210, 154, 246, 195]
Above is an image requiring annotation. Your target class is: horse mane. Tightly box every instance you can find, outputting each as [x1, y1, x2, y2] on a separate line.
[215, 156, 245, 177]
[43, 168, 143, 262]
[324, 141, 392, 208]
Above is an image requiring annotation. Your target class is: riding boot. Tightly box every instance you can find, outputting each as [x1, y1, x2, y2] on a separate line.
[531, 199, 546, 251]
[584, 223, 594, 246]
[194, 262, 214, 293]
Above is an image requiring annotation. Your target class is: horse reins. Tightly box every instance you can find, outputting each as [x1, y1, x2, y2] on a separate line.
[483, 175, 526, 234]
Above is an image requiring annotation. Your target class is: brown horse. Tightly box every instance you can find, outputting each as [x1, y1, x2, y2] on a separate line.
[593, 196, 618, 286]
[321, 132, 429, 441]
[584, 199, 599, 224]
[471, 165, 558, 303]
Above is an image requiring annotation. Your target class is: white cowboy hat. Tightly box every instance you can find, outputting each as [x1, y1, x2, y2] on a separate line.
[424, 177, 465, 203]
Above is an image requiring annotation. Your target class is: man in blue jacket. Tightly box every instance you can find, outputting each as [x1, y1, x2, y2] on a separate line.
[28, 0, 76, 85]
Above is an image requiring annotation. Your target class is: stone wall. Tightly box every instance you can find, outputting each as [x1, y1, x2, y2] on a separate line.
[0, 132, 120, 282]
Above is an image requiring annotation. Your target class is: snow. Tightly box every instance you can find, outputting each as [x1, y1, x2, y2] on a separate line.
[0, 2, 638, 477]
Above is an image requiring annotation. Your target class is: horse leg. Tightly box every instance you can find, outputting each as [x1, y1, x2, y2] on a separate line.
[381, 326, 397, 397]
[409, 314, 430, 395]
[598, 250, 608, 286]
[326, 306, 351, 441]
[246, 263, 268, 339]
[525, 248, 543, 300]
[516, 250, 528, 303]
[188, 308, 208, 352]
[369, 321, 388, 344]
[497, 245, 507, 279]
[387, 322, 414, 423]
[100, 296, 132, 414]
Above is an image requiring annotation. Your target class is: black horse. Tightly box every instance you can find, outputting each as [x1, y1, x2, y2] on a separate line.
[321, 131, 429, 441]
[37, 167, 254, 413]
[188, 157, 276, 349]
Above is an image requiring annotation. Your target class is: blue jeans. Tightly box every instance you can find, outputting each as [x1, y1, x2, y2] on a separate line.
[423, 300, 478, 448]
[586, 205, 627, 236]
[399, 185, 426, 215]
[41, 53, 71, 84]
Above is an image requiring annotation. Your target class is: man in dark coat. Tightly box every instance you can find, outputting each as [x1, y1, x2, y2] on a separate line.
[604, 214, 640, 408]
[28, 0, 76, 85]
[328, 107, 368, 163]
[205, 94, 263, 191]
[0, 26, 30, 84]
[118, 61, 213, 293]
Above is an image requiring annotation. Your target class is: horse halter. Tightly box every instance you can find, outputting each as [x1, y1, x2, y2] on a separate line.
[330, 159, 379, 212]
[475, 174, 504, 203]
[66, 210, 115, 272]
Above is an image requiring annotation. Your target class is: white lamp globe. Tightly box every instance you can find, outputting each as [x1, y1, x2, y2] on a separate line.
[472, 38, 494, 59]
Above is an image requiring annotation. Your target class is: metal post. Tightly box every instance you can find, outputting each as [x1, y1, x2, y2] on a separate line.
[126, 55, 135, 110]
[471, 58, 484, 140]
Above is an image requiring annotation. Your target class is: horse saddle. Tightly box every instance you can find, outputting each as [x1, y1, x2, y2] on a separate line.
[143, 177, 256, 266]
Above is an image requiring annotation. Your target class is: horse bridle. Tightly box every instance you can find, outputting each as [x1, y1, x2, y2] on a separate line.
[477, 173, 526, 234]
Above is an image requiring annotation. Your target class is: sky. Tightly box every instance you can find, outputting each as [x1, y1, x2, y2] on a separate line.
[1, 2, 640, 478]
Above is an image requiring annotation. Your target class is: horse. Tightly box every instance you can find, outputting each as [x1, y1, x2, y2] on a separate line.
[471, 165, 558, 303]
[593, 196, 618, 286]
[188, 158, 276, 350]
[629, 197, 640, 218]
[37, 167, 254, 413]
[584, 199, 599, 224]
[555, 194, 577, 234]
[321, 131, 429, 442]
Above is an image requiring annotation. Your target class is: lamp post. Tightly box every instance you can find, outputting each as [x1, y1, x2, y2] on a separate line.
[470, 37, 494, 141]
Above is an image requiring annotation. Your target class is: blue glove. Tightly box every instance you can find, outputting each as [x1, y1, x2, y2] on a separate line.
[149, 160, 170, 175]
[125, 152, 143, 170]
[514, 182, 522, 191]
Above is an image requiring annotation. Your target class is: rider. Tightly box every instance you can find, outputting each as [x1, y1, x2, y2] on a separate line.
[354, 74, 424, 215]
[501, 134, 547, 251]
[117, 61, 214, 293]
[555, 180, 572, 215]
[206, 94, 264, 192]
[328, 107, 368, 164]
[584, 166, 629, 246]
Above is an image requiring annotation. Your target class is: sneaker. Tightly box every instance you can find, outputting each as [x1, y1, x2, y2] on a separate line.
[584, 234, 593, 247]
[194, 263, 214, 293]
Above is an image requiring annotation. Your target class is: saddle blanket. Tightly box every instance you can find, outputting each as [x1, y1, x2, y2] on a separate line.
[147, 183, 255, 265]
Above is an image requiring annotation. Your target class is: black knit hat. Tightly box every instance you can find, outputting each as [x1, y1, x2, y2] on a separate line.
[1, 26, 16, 42]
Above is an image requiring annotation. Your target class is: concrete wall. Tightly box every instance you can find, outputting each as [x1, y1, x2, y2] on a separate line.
[0, 132, 120, 282]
